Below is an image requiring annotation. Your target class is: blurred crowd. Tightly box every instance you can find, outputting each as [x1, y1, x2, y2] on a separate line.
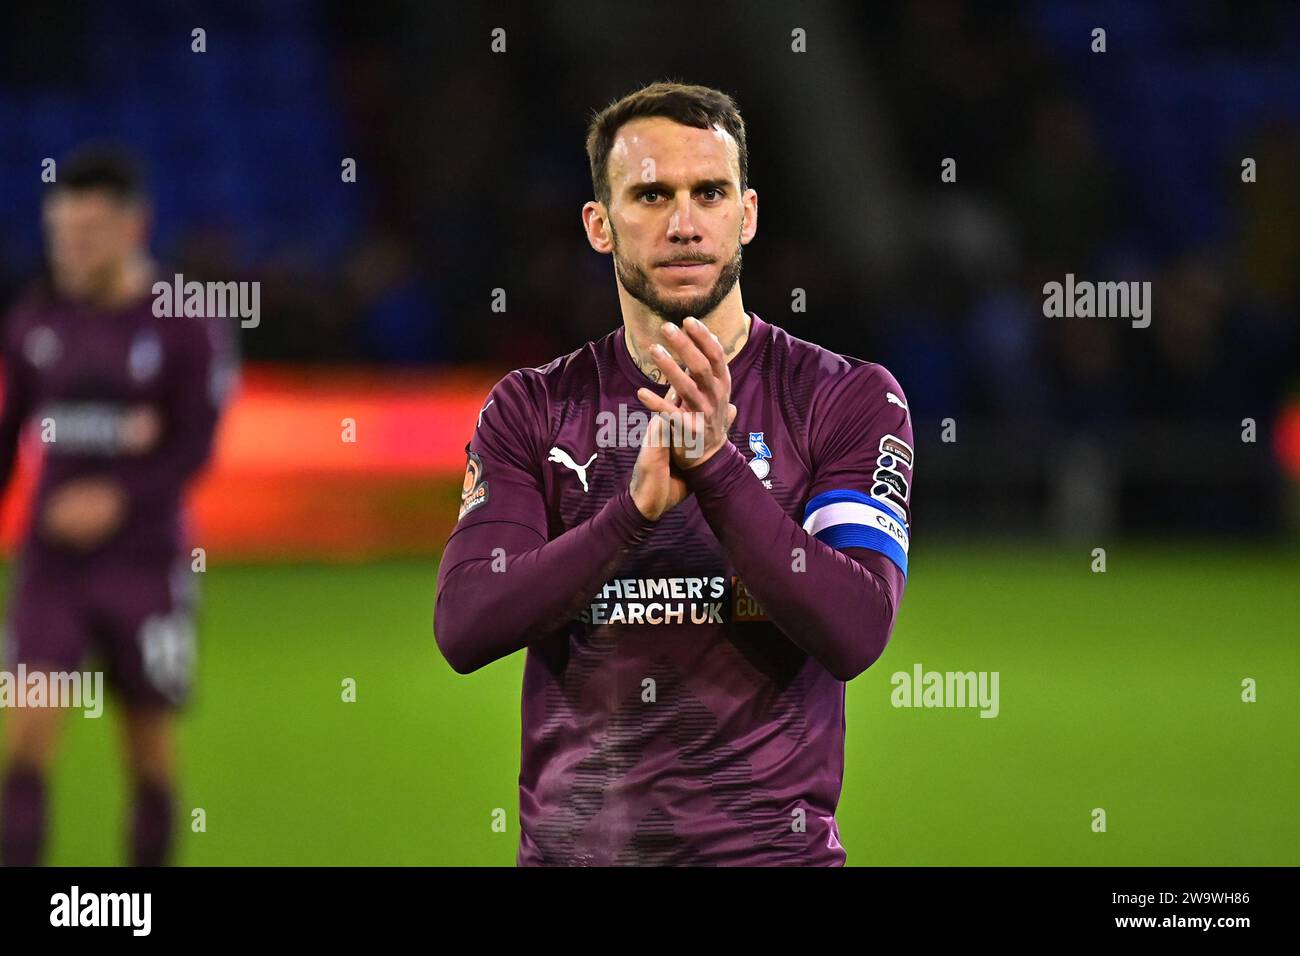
[1, 0, 1296, 429]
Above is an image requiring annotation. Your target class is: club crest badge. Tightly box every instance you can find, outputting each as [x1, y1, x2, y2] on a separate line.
[129, 330, 163, 383]
[748, 431, 772, 480]
[23, 325, 62, 370]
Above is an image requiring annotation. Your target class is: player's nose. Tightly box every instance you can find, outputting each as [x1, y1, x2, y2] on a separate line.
[666, 195, 701, 242]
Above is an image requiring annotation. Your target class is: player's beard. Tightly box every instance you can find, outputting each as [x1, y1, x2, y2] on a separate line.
[611, 223, 744, 325]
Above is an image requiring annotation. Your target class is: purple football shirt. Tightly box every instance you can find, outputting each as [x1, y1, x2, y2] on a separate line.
[436, 311, 913, 865]
[0, 282, 234, 571]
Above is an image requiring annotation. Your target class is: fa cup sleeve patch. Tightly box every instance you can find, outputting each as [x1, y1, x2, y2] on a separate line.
[458, 451, 489, 521]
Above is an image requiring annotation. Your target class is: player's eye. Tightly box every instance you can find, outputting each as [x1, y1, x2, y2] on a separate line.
[700, 187, 723, 201]
[639, 190, 662, 203]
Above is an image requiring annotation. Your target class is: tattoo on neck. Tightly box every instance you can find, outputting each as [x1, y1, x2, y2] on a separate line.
[633, 352, 665, 383]
[628, 320, 747, 384]
[625, 338, 661, 382]
[721, 325, 747, 358]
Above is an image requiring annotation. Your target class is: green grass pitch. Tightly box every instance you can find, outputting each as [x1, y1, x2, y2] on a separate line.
[4, 543, 1297, 866]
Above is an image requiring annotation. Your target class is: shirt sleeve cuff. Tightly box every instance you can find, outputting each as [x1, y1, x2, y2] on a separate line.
[679, 439, 751, 496]
[608, 486, 659, 538]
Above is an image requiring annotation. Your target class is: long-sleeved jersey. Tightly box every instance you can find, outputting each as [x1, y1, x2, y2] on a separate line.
[435, 311, 913, 865]
[0, 281, 234, 572]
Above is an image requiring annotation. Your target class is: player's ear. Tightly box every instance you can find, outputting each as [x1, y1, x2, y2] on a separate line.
[740, 187, 758, 245]
[581, 201, 613, 254]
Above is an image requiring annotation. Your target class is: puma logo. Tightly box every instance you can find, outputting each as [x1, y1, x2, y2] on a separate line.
[548, 446, 598, 492]
[887, 392, 909, 412]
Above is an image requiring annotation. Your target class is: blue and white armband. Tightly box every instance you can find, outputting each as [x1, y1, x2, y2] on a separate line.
[801, 489, 909, 576]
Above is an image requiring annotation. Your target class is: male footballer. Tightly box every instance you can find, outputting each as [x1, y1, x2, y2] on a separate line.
[0, 148, 232, 865]
[434, 82, 913, 865]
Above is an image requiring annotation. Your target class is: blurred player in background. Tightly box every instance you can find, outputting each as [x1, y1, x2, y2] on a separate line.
[0, 147, 234, 865]
[435, 82, 913, 865]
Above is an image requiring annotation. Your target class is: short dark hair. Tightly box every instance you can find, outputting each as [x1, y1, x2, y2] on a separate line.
[585, 80, 748, 208]
[50, 144, 148, 204]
